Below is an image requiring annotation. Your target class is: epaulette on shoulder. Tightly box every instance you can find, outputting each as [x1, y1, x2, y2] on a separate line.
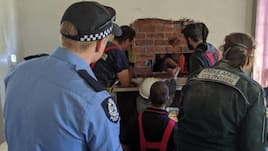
[77, 70, 105, 92]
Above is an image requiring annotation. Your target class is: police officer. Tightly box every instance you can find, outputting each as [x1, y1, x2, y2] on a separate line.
[174, 32, 267, 151]
[4, 1, 122, 151]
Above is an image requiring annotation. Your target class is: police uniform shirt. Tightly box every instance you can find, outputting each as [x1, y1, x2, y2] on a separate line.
[4, 47, 122, 151]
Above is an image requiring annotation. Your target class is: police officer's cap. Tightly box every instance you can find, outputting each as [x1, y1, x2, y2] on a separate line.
[61, 1, 122, 42]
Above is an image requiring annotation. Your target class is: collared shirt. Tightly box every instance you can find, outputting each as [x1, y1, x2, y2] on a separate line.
[4, 47, 122, 151]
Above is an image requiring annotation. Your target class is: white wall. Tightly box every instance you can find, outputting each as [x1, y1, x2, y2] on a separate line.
[0, 0, 18, 143]
[15, 0, 255, 61]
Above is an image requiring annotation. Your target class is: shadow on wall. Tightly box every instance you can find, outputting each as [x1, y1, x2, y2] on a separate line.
[0, 63, 9, 144]
[0, 96, 5, 143]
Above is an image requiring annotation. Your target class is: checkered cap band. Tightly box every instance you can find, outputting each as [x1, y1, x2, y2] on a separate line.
[80, 25, 113, 42]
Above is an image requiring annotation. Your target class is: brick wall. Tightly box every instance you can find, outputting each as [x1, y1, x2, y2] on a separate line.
[130, 18, 191, 77]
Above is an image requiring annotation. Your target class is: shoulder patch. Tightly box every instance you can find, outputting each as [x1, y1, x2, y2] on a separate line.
[197, 68, 240, 86]
[101, 97, 119, 123]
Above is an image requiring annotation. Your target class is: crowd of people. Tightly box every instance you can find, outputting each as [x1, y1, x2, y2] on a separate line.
[3, 1, 267, 151]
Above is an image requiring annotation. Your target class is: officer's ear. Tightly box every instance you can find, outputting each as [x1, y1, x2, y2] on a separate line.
[95, 37, 108, 52]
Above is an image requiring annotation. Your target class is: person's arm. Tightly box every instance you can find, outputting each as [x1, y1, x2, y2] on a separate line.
[166, 67, 180, 80]
[163, 57, 178, 70]
[117, 69, 130, 87]
[239, 88, 267, 151]
[114, 50, 130, 87]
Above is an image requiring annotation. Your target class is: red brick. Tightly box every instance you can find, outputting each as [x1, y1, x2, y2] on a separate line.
[139, 54, 154, 60]
[165, 33, 179, 40]
[155, 40, 169, 45]
[155, 24, 176, 32]
[144, 51, 156, 57]
[134, 32, 146, 39]
[135, 24, 156, 32]
[135, 40, 154, 46]
[146, 46, 167, 53]
[133, 18, 161, 26]
[130, 18, 194, 75]
[175, 24, 182, 32]
[133, 46, 145, 53]
[135, 61, 145, 67]
[165, 46, 181, 53]
[146, 33, 165, 40]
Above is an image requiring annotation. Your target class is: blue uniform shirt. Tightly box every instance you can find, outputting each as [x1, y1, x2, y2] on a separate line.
[4, 47, 122, 151]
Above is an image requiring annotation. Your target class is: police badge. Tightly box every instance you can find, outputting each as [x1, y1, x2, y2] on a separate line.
[102, 97, 119, 123]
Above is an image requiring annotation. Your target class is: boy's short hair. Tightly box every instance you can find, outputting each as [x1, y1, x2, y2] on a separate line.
[182, 23, 203, 42]
[114, 25, 136, 44]
[150, 81, 169, 106]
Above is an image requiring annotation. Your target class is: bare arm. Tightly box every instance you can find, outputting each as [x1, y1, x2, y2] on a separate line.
[117, 69, 130, 87]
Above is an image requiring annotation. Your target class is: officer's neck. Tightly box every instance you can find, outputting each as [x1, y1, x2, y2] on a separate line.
[63, 45, 95, 64]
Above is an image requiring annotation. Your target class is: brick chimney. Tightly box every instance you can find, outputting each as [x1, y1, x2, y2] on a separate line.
[130, 18, 192, 77]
